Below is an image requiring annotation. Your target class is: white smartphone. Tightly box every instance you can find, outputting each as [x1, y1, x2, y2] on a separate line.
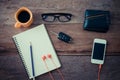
[91, 38, 107, 64]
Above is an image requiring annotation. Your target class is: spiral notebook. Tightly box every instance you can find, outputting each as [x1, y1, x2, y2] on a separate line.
[12, 24, 61, 79]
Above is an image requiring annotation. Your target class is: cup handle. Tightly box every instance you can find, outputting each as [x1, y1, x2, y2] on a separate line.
[15, 22, 21, 28]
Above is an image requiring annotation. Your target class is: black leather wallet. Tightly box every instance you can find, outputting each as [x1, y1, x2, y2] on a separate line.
[83, 9, 111, 32]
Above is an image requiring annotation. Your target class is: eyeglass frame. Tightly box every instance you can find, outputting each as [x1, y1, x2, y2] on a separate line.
[41, 13, 72, 22]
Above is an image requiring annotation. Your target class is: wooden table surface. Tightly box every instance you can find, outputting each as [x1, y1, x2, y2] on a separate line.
[0, 0, 120, 80]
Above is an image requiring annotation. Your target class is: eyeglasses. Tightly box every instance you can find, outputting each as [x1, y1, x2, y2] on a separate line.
[41, 13, 72, 22]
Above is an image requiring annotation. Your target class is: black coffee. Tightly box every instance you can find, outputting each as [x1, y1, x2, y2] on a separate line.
[18, 11, 30, 23]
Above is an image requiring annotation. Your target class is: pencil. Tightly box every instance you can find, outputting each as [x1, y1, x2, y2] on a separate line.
[30, 42, 35, 80]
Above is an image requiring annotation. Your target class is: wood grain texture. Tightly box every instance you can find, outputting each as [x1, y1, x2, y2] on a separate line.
[0, 0, 120, 80]
[0, 0, 120, 55]
[46, 24, 120, 55]
[0, 55, 120, 80]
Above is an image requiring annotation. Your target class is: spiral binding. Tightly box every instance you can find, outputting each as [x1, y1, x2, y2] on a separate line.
[13, 37, 31, 78]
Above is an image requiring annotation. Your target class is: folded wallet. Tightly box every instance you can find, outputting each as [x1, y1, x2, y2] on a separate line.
[83, 9, 111, 32]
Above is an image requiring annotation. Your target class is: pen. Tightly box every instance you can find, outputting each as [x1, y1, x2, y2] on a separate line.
[30, 42, 35, 80]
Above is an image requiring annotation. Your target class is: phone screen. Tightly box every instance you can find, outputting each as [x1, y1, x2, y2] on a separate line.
[93, 43, 105, 60]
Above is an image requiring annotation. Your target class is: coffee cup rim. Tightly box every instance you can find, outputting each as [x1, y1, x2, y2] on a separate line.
[15, 7, 33, 24]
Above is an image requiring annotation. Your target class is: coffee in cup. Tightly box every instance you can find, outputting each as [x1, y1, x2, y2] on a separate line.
[15, 7, 33, 28]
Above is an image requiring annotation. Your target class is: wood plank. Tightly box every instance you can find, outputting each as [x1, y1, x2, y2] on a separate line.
[0, 0, 120, 25]
[0, 54, 29, 80]
[0, 54, 120, 80]
[0, 23, 120, 55]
